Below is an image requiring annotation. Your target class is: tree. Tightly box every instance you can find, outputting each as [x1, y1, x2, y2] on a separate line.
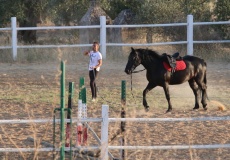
[0, 0, 48, 44]
[214, 0, 230, 39]
[47, 0, 90, 26]
[127, 0, 216, 42]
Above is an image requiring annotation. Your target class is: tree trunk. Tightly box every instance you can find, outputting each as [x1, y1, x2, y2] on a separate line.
[18, 2, 40, 44]
[18, 20, 37, 44]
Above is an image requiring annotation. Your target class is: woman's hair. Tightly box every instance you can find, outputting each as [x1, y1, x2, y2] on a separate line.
[93, 41, 100, 46]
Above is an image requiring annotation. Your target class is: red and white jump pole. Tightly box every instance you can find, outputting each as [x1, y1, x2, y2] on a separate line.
[77, 77, 88, 146]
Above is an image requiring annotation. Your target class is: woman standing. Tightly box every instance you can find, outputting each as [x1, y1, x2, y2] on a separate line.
[84, 42, 102, 102]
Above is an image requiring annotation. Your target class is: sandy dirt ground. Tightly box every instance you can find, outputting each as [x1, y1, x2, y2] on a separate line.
[0, 59, 229, 160]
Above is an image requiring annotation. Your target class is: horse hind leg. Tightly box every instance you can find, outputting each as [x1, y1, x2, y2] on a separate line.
[195, 75, 208, 110]
[162, 83, 173, 113]
[201, 88, 208, 110]
[188, 79, 200, 110]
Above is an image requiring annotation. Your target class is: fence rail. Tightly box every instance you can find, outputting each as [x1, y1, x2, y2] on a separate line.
[0, 15, 229, 60]
[0, 105, 230, 159]
[1, 115, 230, 124]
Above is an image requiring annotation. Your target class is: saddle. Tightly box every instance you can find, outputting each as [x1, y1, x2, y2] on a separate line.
[162, 52, 183, 74]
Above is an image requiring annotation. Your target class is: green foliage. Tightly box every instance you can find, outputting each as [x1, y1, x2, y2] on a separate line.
[0, 0, 47, 26]
[0, 0, 23, 26]
[0, 0, 228, 43]
[214, 0, 230, 21]
[47, 0, 90, 25]
[214, 0, 230, 39]
[101, 0, 142, 19]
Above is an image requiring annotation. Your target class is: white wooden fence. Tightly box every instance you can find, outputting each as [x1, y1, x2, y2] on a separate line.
[0, 105, 230, 160]
[0, 15, 229, 60]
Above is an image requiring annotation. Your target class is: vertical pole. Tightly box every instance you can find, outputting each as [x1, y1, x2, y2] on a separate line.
[77, 77, 87, 146]
[187, 15, 193, 55]
[101, 105, 109, 160]
[67, 82, 74, 119]
[53, 110, 56, 160]
[77, 77, 83, 146]
[100, 16, 106, 59]
[121, 80, 126, 160]
[121, 80, 126, 105]
[80, 77, 88, 146]
[79, 77, 85, 100]
[81, 77, 87, 104]
[11, 17, 17, 61]
[66, 82, 74, 147]
[60, 61, 65, 160]
[77, 99, 83, 146]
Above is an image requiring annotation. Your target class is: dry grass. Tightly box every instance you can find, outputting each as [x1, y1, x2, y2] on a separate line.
[0, 26, 229, 159]
[0, 53, 229, 159]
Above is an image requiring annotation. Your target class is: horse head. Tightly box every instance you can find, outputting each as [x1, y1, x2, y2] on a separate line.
[124, 47, 142, 74]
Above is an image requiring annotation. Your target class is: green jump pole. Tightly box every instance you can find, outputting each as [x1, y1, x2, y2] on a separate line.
[67, 82, 74, 120]
[121, 80, 126, 160]
[121, 80, 126, 132]
[60, 61, 65, 160]
[121, 80, 126, 105]
[79, 77, 86, 103]
[66, 82, 74, 159]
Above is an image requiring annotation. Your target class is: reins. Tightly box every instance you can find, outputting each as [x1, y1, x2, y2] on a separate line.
[131, 68, 145, 73]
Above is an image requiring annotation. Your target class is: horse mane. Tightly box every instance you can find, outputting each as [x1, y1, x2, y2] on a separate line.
[136, 48, 161, 60]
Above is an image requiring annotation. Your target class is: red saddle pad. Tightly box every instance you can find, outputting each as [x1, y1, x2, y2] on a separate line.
[163, 60, 186, 72]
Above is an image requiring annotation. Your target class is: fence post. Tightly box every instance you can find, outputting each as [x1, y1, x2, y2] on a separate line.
[187, 15, 193, 55]
[100, 16, 106, 59]
[11, 17, 17, 61]
[101, 105, 109, 160]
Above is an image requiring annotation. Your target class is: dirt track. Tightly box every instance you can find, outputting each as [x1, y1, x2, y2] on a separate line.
[0, 59, 229, 160]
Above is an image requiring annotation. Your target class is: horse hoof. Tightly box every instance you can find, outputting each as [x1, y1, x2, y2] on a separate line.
[145, 106, 149, 112]
[166, 109, 172, 113]
[203, 107, 208, 111]
[193, 108, 199, 111]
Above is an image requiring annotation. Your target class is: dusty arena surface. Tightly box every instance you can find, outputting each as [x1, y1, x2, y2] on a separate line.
[0, 58, 229, 160]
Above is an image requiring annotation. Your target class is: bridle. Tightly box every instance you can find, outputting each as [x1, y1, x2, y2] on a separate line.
[128, 53, 146, 98]
[128, 49, 148, 99]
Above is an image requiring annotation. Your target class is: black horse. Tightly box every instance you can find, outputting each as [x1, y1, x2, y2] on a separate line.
[125, 47, 208, 113]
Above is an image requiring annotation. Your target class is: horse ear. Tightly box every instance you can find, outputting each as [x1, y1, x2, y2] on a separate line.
[131, 47, 135, 52]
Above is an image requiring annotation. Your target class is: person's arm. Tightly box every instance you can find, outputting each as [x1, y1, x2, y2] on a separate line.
[94, 59, 102, 69]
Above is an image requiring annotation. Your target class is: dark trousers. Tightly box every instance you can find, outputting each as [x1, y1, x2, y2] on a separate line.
[89, 69, 98, 99]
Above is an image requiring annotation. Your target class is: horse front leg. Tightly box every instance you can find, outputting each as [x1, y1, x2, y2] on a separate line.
[143, 83, 156, 112]
[162, 83, 172, 113]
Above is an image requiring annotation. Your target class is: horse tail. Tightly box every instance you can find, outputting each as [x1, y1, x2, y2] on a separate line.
[203, 61, 209, 101]
[204, 61, 207, 85]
